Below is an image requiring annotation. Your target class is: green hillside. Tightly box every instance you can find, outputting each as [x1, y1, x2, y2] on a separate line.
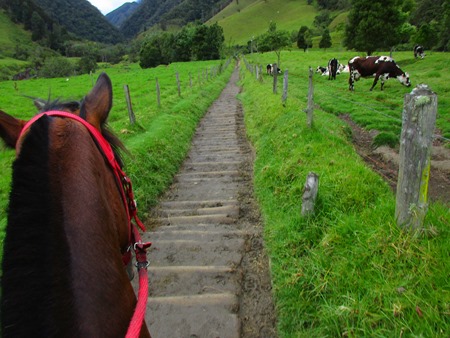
[0, 10, 33, 58]
[209, 0, 318, 45]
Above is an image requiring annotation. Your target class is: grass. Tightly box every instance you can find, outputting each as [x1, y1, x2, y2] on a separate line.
[239, 50, 450, 336]
[208, 0, 318, 45]
[0, 59, 234, 263]
[0, 10, 34, 60]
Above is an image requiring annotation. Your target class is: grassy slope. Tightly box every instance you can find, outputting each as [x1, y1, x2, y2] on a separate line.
[0, 10, 33, 58]
[0, 59, 234, 263]
[240, 50, 450, 336]
[209, 0, 317, 45]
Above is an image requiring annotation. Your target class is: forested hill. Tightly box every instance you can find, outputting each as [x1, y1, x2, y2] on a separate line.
[106, 2, 139, 28]
[120, 0, 231, 38]
[2, 0, 124, 44]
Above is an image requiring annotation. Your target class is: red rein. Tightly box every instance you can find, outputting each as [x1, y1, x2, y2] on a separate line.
[20, 111, 151, 338]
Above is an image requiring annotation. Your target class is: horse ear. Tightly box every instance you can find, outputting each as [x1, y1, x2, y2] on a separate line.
[0, 110, 27, 148]
[80, 73, 113, 130]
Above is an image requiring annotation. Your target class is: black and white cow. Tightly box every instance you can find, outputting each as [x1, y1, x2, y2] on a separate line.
[414, 45, 425, 59]
[348, 56, 411, 91]
[266, 64, 282, 75]
[328, 58, 338, 80]
[338, 63, 349, 73]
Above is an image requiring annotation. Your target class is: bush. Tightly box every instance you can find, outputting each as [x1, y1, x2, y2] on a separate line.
[39, 57, 74, 78]
[78, 55, 97, 74]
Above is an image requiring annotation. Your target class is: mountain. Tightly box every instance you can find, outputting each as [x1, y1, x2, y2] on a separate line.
[30, 0, 124, 43]
[106, 2, 139, 28]
[120, 0, 231, 38]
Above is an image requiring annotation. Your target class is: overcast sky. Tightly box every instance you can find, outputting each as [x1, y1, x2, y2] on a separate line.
[87, 0, 132, 15]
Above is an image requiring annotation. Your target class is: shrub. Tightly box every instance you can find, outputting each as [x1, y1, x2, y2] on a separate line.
[39, 57, 74, 78]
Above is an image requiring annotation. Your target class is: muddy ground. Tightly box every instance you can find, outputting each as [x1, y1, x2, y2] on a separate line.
[340, 114, 450, 205]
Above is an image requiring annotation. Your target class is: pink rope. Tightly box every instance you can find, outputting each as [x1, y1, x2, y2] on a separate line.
[126, 267, 149, 338]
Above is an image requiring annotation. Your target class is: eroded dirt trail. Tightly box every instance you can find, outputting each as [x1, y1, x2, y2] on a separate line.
[138, 66, 277, 337]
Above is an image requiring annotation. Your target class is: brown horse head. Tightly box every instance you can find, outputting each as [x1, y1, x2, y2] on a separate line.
[0, 73, 150, 338]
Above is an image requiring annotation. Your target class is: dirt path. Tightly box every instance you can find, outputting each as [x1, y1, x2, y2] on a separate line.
[137, 66, 277, 337]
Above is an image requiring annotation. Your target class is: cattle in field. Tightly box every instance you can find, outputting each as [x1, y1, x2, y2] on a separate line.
[348, 56, 411, 91]
[328, 58, 338, 80]
[266, 64, 282, 75]
[338, 63, 349, 73]
[414, 45, 425, 59]
[316, 66, 327, 74]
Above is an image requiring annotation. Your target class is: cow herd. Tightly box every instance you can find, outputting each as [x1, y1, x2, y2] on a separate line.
[265, 45, 425, 91]
[313, 45, 425, 91]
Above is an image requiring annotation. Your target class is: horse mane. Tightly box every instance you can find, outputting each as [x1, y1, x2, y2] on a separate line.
[1, 115, 77, 336]
[37, 98, 128, 167]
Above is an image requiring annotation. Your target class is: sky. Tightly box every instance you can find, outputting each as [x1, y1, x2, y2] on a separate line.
[87, 0, 132, 15]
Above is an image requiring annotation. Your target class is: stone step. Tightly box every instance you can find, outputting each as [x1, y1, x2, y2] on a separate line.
[148, 238, 245, 266]
[181, 161, 241, 172]
[146, 294, 240, 338]
[157, 204, 240, 218]
[147, 265, 239, 296]
[184, 153, 245, 163]
[148, 228, 247, 241]
[173, 175, 242, 184]
[143, 223, 248, 236]
[164, 181, 239, 201]
[159, 199, 238, 209]
[153, 213, 237, 226]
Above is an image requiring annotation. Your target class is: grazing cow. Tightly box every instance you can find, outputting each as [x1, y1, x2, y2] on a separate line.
[266, 64, 282, 75]
[348, 55, 411, 91]
[414, 45, 425, 59]
[328, 58, 338, 80]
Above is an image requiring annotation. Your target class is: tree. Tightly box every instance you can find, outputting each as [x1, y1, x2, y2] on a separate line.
[78, 55, 97, 74]
[259, 22, 291, 66]
[31, 11, 46, 41]
[319, 28, 332, 50]
[344, 0, 407, 55]
[297, 26, 313, 52]
[139, 33, 174, 68]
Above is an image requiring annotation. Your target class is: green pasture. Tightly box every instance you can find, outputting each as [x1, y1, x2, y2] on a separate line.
[0, 49, 449, 336]
[209, 0, 317, 45]
[239, 50, 449, 336]
[0, 59, 234, 263]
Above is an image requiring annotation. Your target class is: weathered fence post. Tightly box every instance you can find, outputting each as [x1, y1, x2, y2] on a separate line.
[189, 72, 192, 88]
[176, 72, 181, 97]
[395, 84, 438, 231]
[156, 77, 161, 106]
[305, 67, 314, 127]
[272, 63, 278, 94]
[255, 65, 259, 80]
[282, 69, 288, 105]
[123, 85, 135, 124]
[301, 172, 319, 217]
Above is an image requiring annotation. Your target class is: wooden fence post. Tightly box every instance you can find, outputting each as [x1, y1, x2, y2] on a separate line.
[395, 84, 438, 231]
[189, 72, 192, 88]
[176, 72, 181, 97]
[306, 67, 314, 127]
[301, 172, 319, 217]
[282, 69, 288, 105]
[123, 85, 135, 124]
[255, 65, 259, 80]
[272, 63, 278, 94]
[156, 77, 161, 106]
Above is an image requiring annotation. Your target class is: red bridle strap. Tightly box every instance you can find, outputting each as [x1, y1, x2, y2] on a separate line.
[20, 111, 151, 338]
